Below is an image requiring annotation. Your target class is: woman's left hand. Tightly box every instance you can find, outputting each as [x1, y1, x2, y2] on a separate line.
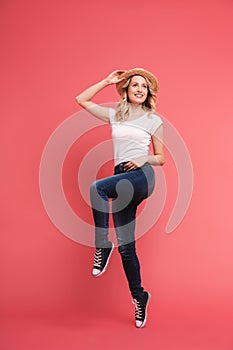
[124, 156, 148, 171]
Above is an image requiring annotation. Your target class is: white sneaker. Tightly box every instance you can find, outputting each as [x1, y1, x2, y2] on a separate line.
[133, 292, 151, 328]
[92, 242, 114, 277]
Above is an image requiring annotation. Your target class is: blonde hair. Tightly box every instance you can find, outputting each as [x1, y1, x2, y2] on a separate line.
[115, 75, 158, 121]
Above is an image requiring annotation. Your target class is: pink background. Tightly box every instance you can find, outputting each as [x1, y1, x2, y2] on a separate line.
[1, 0, 233, 349]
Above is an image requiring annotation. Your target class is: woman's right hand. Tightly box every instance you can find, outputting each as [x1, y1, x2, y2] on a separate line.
[105, 70, 126, 85]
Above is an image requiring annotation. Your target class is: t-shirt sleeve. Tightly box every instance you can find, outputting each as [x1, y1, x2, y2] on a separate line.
[150, 114, 163, 135]
[109, 108, 116, 124]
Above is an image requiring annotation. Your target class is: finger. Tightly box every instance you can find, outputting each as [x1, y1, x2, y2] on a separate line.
[115, 70, 126, 75]
[124, 162, 138, 171]
[115, 77, 126, 83]
[124, 165, 131, 171]
[123, 161, 132, 169]
[111, 70, 125, 76]
[127, 166, 138, 172]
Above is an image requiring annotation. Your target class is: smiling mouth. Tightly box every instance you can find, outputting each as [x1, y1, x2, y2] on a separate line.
[135, 94, 143, 98]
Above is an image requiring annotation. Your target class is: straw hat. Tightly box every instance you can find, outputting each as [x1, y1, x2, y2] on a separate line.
[116, 68, 159, 96]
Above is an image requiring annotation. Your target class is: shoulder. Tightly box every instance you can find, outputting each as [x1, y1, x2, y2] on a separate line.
[146, 113, 163, 134]
[109, 108, 116, 123]
[148, 112, 163, 122]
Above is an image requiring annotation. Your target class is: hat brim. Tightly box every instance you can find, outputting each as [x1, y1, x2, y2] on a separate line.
[116, 68, 159, 96]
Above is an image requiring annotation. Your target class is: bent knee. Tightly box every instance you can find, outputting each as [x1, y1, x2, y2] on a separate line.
[90, 180, 101, 200]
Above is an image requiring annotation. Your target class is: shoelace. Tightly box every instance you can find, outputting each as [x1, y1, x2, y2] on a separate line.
[133, 299, 143, 320]
[94, 248, 102, 268]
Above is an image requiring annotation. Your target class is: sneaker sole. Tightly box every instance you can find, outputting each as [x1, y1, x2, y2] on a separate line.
[137, 292, 151, 328]
[92, 243, 114, 277]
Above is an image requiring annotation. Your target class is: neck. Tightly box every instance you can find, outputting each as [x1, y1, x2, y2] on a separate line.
[128, 103, 144, 115]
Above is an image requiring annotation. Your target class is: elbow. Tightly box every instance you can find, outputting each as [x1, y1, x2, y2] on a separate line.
[75, 96, 88, 109]
[75, 95, 82, 105]
[160, 155, 165, 166]
[158, 154, 165, 166]
[160, 159, 165, 166]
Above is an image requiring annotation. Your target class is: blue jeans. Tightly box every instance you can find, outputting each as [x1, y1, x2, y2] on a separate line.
[90, 162, 155, 299]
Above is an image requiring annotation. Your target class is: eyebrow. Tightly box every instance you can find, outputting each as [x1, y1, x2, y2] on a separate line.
[131, 81, 147, 85]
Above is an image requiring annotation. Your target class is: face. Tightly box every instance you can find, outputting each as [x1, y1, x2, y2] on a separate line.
[127, 75, 148, 105]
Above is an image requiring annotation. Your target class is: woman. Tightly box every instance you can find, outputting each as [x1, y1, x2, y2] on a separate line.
[75, 68, 165, 328]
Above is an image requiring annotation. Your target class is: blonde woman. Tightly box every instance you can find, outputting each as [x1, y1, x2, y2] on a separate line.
[76, 68, 164, 328]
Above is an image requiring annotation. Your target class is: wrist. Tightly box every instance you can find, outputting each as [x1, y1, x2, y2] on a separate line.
[102, 78, 112, 86]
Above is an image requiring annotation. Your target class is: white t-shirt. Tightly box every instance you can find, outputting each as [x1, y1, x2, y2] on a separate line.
[109, 108, 163, 166]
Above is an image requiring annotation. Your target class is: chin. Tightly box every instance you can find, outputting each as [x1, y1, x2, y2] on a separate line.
[130, 100, 144, 105]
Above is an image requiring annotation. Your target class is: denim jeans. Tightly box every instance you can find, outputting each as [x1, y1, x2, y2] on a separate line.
[90, 162, 155, 299]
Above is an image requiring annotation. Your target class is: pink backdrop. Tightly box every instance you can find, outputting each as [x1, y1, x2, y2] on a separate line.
[1, 0, 233, 349]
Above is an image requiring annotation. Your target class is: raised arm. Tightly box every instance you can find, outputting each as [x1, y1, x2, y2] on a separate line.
[75, 70, 125, 122]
